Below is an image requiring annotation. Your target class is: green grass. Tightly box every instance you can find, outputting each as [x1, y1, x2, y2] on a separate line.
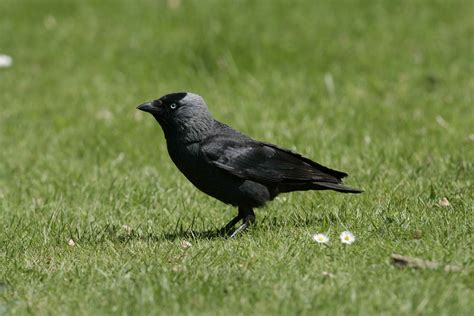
[1, 0, 473, 315]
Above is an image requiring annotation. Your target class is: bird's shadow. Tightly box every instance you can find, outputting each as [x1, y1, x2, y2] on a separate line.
[160, 227, 228, 241]
[116, 226, 230, 243]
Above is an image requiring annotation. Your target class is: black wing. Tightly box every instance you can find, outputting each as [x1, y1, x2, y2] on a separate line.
[201, 135, 352, 187]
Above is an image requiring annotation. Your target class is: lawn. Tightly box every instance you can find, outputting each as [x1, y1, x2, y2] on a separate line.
[0, 0, 473, 315]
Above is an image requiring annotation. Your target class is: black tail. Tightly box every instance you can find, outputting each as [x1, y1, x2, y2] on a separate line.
[315, 182, 364, 193]
[278, 181, 364, 194]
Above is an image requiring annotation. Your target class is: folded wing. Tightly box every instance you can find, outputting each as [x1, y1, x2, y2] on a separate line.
[202, 136, 362, 193]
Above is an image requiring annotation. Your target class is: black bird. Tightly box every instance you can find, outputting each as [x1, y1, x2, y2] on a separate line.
[137, 92, 363, 237]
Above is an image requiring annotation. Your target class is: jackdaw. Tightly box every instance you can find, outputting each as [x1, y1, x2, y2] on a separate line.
[137, 92, 363, 237]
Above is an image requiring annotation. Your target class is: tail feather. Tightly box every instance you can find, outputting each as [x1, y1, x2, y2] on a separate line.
[277, 181, 364, 194]
[316, 182, 364, 193]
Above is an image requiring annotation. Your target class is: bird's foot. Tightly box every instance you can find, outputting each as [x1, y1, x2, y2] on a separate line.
[219, 215, 243, 236]
[220, 207, 255, 238]
[229, 214, 255, 238]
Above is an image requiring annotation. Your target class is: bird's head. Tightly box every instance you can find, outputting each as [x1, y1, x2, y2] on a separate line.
[137, 92, 214, 142]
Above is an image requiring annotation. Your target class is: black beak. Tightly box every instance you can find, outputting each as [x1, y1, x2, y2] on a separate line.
[137, 101, 156, 113]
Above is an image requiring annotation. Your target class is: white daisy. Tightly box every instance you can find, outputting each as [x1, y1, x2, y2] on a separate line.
[312, 233, 330, 244]
[339, 231, 355, 244]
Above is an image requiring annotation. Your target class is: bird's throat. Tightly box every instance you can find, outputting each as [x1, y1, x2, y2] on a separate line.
[163, 117, 215, 144]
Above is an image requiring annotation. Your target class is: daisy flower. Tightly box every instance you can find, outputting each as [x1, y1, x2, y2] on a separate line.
[312, 233, 330, 244]
[339, 231, 355, 244]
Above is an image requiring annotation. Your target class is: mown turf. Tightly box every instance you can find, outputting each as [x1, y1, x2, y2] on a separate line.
[0, 0, 473, 315]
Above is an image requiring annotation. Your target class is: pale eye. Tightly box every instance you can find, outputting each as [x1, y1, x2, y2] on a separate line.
[170, 103, 177, 110]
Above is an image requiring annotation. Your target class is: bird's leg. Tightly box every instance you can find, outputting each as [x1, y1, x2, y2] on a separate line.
[229, 207, 255, 238]
[220, 206, 246, 234]
[222, 214, 243, 233]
